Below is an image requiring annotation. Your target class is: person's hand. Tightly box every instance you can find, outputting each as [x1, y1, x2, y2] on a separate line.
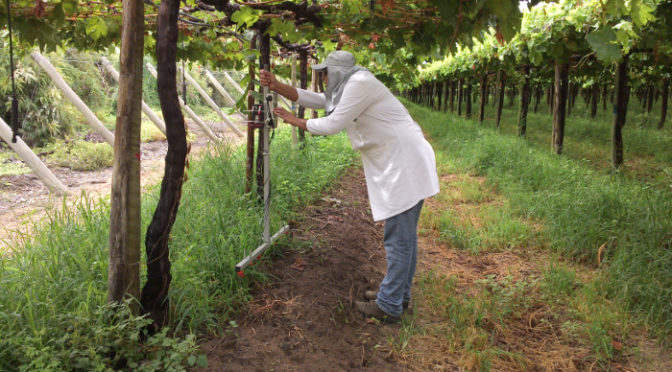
[259, 70, 277, 91]
[273, 107, 307, 130]
[273, 107, 295, 123]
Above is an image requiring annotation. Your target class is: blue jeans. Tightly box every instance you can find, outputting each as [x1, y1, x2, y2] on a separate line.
[376, 200, 424, 317]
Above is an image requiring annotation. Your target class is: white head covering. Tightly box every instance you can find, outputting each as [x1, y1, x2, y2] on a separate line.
[312, 51, 368, 115]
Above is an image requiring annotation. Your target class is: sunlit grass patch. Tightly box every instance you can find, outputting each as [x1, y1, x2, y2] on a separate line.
[43, 139, 113, 170]
[426, 171, 535, 254]
[0, 151, 30, 176]
[407, 270, 535, 371]
[475, 205, 537, 251]
[490, 100, 672, 189]
[141, 119, 166, 142]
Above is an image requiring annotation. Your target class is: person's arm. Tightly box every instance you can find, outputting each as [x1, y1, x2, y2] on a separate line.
[305, 75, 374, 135]
[296, 89, 327, 109]
[273, 107, 307, 131]
[273, 73, 375, 135]
[260, 69, 298, 101]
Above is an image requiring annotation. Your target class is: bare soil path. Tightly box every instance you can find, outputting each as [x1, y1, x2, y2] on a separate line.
[197, 168, 403, 371]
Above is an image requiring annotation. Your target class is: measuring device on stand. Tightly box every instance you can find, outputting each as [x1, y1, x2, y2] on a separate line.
[236, 66, 289, 275]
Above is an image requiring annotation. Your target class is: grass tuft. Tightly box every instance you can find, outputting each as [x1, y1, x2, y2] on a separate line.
[44, 139, 114, 171]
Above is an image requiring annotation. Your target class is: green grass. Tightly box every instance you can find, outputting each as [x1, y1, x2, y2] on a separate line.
[141, 119, 166, 142]
[414, 270, 533, 371]
[0, 128, 357, 370]
[460, 95, 672, 189]
[406, 98, 672, 343]
[43, 140, 114, 171]
[0, 152, 30, 176]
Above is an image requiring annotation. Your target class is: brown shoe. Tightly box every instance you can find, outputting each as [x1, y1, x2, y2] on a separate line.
[363, 291, 409, 310]
[355, 300, 400, 323]
[364, 290, 377, 301]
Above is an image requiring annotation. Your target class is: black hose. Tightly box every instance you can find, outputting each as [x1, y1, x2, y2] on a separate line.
[6, 0, 20, 142]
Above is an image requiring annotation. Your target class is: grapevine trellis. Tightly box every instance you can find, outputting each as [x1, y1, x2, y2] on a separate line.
[405, 1, 672, 169]
[7, 0, 667, 335]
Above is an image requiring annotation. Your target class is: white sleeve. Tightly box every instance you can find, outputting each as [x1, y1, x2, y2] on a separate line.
[306, 76, 375, 136]
[296, 89, 327, 109]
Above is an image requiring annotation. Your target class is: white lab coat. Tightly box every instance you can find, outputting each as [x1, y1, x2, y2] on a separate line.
[297, 70, 439, 221]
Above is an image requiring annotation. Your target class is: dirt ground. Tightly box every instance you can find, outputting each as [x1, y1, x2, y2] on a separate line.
[197, 168, 404, 372]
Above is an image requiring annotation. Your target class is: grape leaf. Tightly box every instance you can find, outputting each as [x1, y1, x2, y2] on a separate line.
[231, 6, 260, 28]
[586, 26, 622, 62]
[629, 0, 655, 27]
[84, 17, 108, 41]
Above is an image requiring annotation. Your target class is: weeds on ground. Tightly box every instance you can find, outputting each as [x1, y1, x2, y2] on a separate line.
[393, 101, 666, 370]
[410, 270, 532, 371]
[0, 152, 30, 176]
[479, 97, 672, 189]
[141, 119, 166, 142]
[43, 139, 114, 170]
[406, 99, 672, 342]
[399, 262, 633, 370]
[0, 128, 357, 370]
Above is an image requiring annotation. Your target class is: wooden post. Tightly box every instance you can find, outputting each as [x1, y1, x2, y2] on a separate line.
[518, 65, 531, 137]
[552, 62, 569, 155]
[479, 74, 487, 123]
[0, 117, 68, 194]
[99, 57, 166, 135]
[145, 63, 218, 142]
[612, 57, 628, 168]
[204, 69, 247, 121]
[108, 0, 143, 310]
[457, 78, 463, 116]
[450, 80, 456, 112]
[465, 81, 472, 118]
[178, 66, 243, 137]
[534, 83, 541, 113]
[495, 70, 506, 128]
[256, 30, 271, 197]
[31, 51, 115, 146]
[659, 77, 669, 130]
